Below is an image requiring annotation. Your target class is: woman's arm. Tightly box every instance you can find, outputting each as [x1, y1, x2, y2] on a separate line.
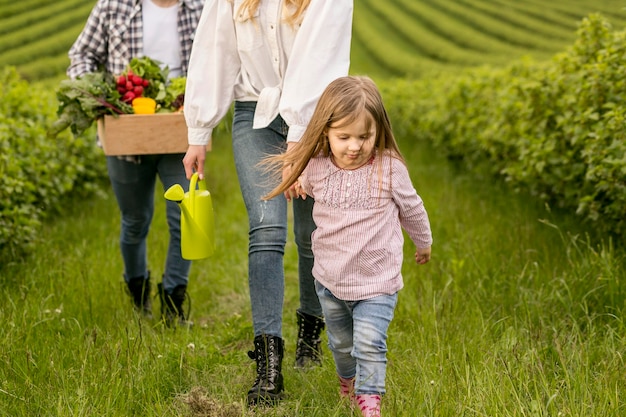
[280, 0, 353, 143]
[184, 0, 241, 147]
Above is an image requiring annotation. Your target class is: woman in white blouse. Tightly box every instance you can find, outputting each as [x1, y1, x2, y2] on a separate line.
[182, 0, 353, 406]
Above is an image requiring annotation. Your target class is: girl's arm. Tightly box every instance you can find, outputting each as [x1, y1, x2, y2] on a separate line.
[391, 158, 433, 251]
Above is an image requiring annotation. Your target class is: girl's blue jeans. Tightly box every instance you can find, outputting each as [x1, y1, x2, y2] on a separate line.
[232, 101, 321, 338]
[316, 280, 398, 396]
[106, 154, 191, 292]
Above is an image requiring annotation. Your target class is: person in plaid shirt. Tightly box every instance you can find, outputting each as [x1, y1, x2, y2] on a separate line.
[67, 0, 203, 327]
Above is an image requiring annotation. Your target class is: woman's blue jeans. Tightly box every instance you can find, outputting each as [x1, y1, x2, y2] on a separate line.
[106, 154, 191, 292]
[232, 101, 321, 338]
[316, 281, 398, 396]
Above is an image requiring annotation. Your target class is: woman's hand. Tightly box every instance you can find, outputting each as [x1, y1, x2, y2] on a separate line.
[182, 144, 207, 180]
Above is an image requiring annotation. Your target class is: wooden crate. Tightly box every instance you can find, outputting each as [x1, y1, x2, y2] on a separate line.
[97, 113, 194, 155]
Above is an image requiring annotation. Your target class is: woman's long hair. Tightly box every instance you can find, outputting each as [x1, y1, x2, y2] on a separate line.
[235, 0, 310, 25]
[262, 75, 405, 200]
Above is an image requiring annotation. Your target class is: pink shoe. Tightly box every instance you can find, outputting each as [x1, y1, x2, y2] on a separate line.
[339, 376, 355, 399]
[355, 394, 381, 417]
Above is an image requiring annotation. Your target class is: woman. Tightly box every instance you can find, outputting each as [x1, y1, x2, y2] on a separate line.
[182, 0, 353, 405]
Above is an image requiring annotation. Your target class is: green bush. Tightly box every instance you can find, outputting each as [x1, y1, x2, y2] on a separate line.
[381, 13, 626, 236]
[0, 67, 106, 262]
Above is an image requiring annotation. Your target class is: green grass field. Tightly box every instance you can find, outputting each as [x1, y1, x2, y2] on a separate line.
[1, 1, 626, 416]
[2, 134, 624, 416]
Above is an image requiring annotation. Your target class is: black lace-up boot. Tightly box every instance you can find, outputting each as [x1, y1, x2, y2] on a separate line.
[247, 334, 285, 405]
[294, 310, 325, 368]
[157, 282, 192, 328]
[126, 273, 152, 318]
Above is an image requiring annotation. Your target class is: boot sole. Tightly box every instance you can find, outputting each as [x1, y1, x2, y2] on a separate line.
[247, 391, 284, 406]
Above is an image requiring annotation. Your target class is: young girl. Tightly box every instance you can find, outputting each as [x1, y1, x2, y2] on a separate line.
[263, 75, 433, 417]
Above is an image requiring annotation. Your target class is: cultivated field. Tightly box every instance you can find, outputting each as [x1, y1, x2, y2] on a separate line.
[2, 0, 626, 82]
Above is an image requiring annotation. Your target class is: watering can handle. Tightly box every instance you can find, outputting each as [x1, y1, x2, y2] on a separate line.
[188, 172, 207, 214]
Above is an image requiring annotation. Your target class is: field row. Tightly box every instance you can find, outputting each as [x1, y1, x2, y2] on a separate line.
[350, 0, 626, 78]
[2, 0, 626, 82]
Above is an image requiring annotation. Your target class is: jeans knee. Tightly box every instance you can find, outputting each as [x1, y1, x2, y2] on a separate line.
[249, 224, 287, 254]
[121, 215, 151, 242]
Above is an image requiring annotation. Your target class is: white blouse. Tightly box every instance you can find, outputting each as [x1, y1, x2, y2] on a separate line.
[184, 0, 353, 145]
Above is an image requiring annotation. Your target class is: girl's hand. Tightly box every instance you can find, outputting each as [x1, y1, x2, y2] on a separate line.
[282, 165, 307, 201]
[183, 144, 207, 180]
[415, 247, 431, 265]
[293, 178, 307, 200]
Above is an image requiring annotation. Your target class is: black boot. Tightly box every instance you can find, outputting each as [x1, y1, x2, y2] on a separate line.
[294, 310, 325, 368]
[157, 282, 192, 327]
[126, 274, 152, 318]
[247, 334, 285, 405]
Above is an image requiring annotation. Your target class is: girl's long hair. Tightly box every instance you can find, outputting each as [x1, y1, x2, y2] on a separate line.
[262, 75, 405, 200]
[235, 0, 310, 25]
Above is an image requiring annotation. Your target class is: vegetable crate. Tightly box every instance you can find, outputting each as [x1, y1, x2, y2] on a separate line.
[97, 113, 193, 155]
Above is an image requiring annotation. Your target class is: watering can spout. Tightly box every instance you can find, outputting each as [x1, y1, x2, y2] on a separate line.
[164, 184, 185, 202]
[164, 173, 215, 260]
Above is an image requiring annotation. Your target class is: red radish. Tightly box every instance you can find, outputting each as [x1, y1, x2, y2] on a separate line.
[122, 91, 136, 102]
[132, 75, 143, 85]
[142, 79, 149, 87]
[117, 75, 126, 86]
[133, 86, 144, 95]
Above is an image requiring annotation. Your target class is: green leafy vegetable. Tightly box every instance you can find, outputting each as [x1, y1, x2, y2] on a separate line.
[48, 57, 187, 137]
[128, 56, 168, 100]
[48, 71, 132, 138]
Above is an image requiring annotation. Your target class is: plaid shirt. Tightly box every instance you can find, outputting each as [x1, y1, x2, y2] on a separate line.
[68, 0, 203, 78]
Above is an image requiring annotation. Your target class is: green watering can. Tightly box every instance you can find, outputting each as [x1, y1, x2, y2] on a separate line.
[164, 172, 215, 260]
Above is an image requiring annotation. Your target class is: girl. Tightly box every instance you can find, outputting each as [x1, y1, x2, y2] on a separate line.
[183, 0, 353, 405]
[263, 75, 433, 417]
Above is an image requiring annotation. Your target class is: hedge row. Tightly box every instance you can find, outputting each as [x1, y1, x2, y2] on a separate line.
[0, 67, 106, 264]
[382, 13, 626, 236]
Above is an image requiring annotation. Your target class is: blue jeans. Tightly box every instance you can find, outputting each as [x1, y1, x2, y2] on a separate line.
[106, 154, 191, 292]
[316, 281, 398, 396]
[232, 101, 320, 338]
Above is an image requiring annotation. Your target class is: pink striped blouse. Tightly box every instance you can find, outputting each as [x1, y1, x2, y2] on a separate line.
[300, 151, 433, 301]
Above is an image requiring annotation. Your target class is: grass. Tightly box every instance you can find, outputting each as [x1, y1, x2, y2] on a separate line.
[1, 130, 625, 416]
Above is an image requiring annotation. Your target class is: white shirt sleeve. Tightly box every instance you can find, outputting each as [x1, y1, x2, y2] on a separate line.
[184, 0, 240, 146]
[280, 0, 353, 143]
